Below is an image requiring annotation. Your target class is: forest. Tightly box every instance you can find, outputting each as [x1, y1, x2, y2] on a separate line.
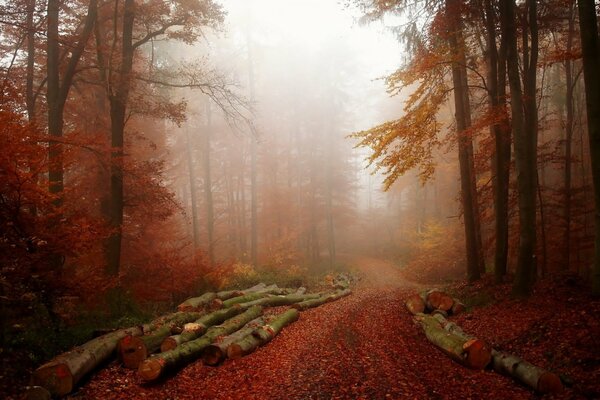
[0, 0, 599, 398]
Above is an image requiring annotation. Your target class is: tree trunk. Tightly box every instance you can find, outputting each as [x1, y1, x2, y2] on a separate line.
[204, 99, 216, 266]
[577, 0, 600, 296]
[491, 350, 563, 393]
[118, 311, 202, 369]
[202, 317, 265, 365]
[106, 0, 135, 276]
[483, 0, 511, 283]
[185, 128, 200, 251]
[32, 326, 144, 397]
[446, 0, 484, 282]
[138, 306, 263, 381]
[292, 289, 352, 311]
[227, 309, 299, 359]
[416, 314, 491, 369]
[160, 305, 244, 352]
[177, 292, 217, 312]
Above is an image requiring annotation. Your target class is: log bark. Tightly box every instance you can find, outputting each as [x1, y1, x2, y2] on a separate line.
[416, 314, 491, 369]
[239, 293, 322, 309]
[292, 289, 351, 311]
[216, 289, 243, 300]
[177, 292, 217, 312]
[32, 326, 144, 397]
[138, 306, 263, 381]
[201, 317, 265, 366]
[222, 292, 271, 308]
[227, 309, 299, 359]
[491, 350, 563, 393]
[118, 312, 201, 369]
[160, 305, 244, 352]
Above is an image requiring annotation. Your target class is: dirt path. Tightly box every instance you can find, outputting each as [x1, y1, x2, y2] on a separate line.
[74, 256, 533, 399]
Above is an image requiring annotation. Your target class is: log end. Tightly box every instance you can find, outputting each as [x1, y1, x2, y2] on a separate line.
[405, 294, 426, 315]
[31, 362, 73, 398]
[463, 339, 492, 370]
[202, 345, 225, 366]
[138, 358, 163, 382]
[23, 385, 52, 400]
[451, 299, 466, 315]
[538, 372, 564, 394]
[227, 343, 244, 360]
[119, 336, 148, 369]
[209, 299, 224, 311]
[160, 337, 178, 353]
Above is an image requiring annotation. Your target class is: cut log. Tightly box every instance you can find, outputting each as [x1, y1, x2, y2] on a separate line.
[215, 289, 243, 300]
[431, 309, 449, 318]
[292, 289, 351, 311]
[426, 290, 454, 312]
[118, 311, 201, 369]
[239, 293, 322, 309]
[451, 298, 466, 315]
[416, 314, 491, 369]
[23, 385, 51, 400]
[252, 309, 299, 343]
[32, 326, 144, 397]
[222, 292, 271, 308]
[160, 305, 244, 352]
[492, 350, 563, 394]
[208, 298, 224, 311]
[177, 292, 217, 312]
[201, 317, 265, 366]
[138, 306, 263, 381]
[227, 309, 299, 359]
[405, 293, 426, 315]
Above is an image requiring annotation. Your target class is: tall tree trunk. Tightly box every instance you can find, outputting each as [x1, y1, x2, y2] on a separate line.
[204, 100, 215, 266]
[106, 0, 135, 276]
[483, 0, 511, 283]
[501, 0, 538, 296]
[446, 0, 484, 282]
[563, 2, 576, 271]
[26, 0, 35, 122]
[185, 129, 200, 251]
[578, 0, 600, 295]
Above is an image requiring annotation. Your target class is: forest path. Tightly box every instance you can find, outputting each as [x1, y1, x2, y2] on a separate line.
[75, 255, 533, 399]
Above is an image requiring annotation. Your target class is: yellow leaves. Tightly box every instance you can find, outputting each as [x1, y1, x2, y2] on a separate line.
[351, 43, 453, 190]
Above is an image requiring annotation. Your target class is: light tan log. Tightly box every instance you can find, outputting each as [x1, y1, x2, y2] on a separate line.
[491, 350, 563, 393]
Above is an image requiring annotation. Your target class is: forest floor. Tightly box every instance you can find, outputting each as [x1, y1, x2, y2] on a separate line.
[71, 256, 600, 400]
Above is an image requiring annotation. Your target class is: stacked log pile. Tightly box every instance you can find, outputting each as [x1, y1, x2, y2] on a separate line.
[407, 289, 563, 394]
[30, 281, 353, 397]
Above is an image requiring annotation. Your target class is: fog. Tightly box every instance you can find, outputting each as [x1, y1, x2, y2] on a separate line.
[161, 0, 411, 265]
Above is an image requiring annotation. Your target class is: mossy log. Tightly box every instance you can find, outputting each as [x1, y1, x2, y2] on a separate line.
[177, 292, 217, 312]
[32, 326, 145, 397]
[118, 311, 201, 369]
[227, 309, 299, 359]
[216, 289, 243, 300]
[160, 305, 244, 352]
[138, 306, 263, 381]
[201, 317, 265, 365]
[222, 292, 272, 308]
[416, 314, 491, 369]
[491, 350, 563, 393]
[292, 289, 351, 311]
[239, 293, 322, 309]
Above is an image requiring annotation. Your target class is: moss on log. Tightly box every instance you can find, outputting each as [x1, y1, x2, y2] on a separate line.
[416, 314, 491, 369]
[118, 312, 201, 369]
[138, 306, 264, 381]
[160, 305, 244, 352]
[32, 326, 145, 397]
[292, 289, 351, 311]
[177, 292, 217, 312]
[239, 293, 321, 309]
[227, 309, 299, 359]
[201, 317, 265, 366]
